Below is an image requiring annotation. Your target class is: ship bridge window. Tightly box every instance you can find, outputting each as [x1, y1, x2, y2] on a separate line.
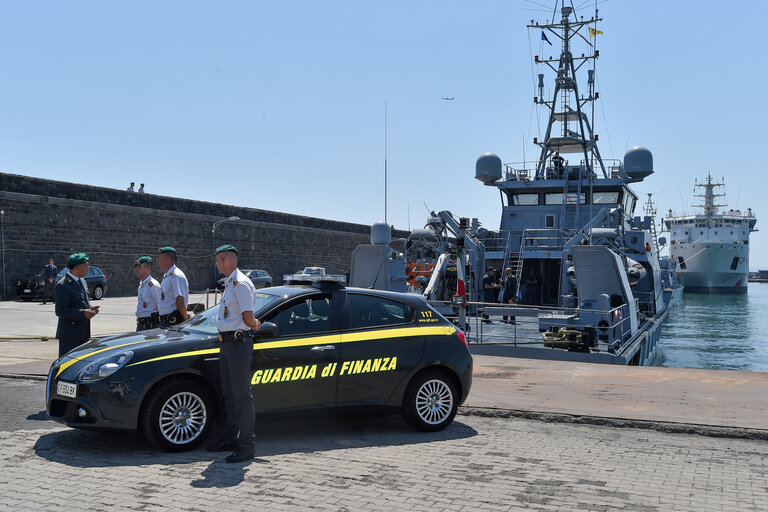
[510, 193, 539, 206]
[592, 191, 620, 204]
[545, 192, 586, 205]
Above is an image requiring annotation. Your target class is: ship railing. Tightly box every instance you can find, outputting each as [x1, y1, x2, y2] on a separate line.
[429, 300, 632, 352]
[521, 228, 563, 251]
[503, 162, 536, 181]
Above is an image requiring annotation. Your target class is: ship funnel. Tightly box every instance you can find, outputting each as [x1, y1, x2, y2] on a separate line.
[370, 221, 391, 245]
[475, 153, 502, 184]
[623, 146, 654, 180]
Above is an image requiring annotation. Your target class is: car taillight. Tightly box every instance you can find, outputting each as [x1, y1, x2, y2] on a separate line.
[456, 329, 468, 348]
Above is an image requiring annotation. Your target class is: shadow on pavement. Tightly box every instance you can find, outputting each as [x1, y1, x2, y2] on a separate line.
[34, 413, 478, 488]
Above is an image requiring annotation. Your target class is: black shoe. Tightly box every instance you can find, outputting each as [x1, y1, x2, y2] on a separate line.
[206, 439, 237, 452]
[225, 446, 254, 463]
[42, 301, 46, 305]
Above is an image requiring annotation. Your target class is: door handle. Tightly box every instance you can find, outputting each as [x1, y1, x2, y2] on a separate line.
[311, 345, 336, 351]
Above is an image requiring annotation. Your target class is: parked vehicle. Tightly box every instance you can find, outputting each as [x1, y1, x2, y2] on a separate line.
[17, 265, 107, 301]
[217, 269, 272, 290]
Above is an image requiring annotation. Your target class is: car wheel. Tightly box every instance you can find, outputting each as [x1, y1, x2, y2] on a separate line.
[141, 380, 212, 452]
[402, 370, 458, 432]
[20, 297, 32, 302]
[92, 285, 104, 300]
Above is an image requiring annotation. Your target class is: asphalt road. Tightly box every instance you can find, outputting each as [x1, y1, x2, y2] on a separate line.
[0, 377, 49, 431]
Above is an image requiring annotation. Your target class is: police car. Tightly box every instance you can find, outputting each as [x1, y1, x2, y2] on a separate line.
[46, 274, 473, 451]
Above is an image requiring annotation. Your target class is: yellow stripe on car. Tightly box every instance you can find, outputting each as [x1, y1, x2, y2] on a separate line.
[126, 325, 457, 368]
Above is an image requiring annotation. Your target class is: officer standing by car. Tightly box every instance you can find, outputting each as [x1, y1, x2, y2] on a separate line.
[206, 244, 260, 463]
[42, 257, 58, 304]
[55, 253, 99, 356]
[155, 247, 189, 327]
[134, 256, 161, 331]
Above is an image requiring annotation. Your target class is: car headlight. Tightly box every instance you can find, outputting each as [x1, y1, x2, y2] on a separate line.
[78, 351, 134, 382]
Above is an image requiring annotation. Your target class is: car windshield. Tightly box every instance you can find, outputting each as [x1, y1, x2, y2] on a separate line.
[174, 291, 282, 335]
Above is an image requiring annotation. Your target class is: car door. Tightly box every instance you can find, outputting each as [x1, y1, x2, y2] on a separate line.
[336, 292, 425, 406]
[252, 292, 341, 411]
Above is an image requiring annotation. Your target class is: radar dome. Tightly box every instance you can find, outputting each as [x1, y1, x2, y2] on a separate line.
[370, 221, 391, 245]
[623, 146, 654, 179]
[475, 153, 502, 184]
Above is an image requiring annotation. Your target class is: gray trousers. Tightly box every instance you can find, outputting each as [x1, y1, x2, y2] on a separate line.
[218, 337, 256, 448]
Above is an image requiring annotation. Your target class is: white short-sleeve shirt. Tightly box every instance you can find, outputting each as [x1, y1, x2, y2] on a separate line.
[216, 268, 257, 332]
[158, 264, 189, 315]
[136, 275, 161, 318]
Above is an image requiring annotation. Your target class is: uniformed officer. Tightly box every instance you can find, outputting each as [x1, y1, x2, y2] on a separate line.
[134, 256, 161, 331]
[155, 247, 189, 327]
[42, 258, 58, 304]
[54, 253, 99, 356]
[206, 244, 260, 463]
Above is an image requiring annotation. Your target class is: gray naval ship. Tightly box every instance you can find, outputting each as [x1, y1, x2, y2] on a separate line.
[350, 2, 680, 366]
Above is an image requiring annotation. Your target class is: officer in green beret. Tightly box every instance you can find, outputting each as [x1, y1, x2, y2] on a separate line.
[134, 256, 161, 331]
[54, 253, 100, 356]
[206, 243, 260, 463]
[155, 247, 189, 327]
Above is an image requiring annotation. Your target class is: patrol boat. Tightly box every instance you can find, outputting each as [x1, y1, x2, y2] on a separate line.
[422, 2, 673, 365]
[663, 174, 757, 293]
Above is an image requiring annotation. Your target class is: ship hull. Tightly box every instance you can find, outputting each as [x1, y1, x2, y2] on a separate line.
[670, 243, 749, 294]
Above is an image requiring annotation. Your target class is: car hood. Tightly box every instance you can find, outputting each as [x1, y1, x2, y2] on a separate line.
[54, 327, 217, 376]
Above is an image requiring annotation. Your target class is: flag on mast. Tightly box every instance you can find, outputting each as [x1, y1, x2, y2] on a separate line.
[456, 248, 466, 302]
[541, 31, 552, 46]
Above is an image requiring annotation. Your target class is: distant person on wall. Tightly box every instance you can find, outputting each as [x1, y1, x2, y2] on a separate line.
[55, 253, 99, 356]
[134, 256, 161, 331]
[127, 182, 135, 192]
[138, 183, 145, 194]
[42, 257, 58, 305]
[156, 246, 189, 327]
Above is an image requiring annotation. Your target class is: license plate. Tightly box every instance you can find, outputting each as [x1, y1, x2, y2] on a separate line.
[23, 289, 31, 293]
[57, 381, 77, 398]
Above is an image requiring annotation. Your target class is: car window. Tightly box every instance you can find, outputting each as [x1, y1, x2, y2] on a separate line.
[347, 294, 414, 330]
[180, 292, 282, 335]
[266, 295, 332, 337]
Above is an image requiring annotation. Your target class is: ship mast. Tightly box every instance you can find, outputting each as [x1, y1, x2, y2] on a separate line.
[693, 173, 726, 217]
[530, 1, 605, 178]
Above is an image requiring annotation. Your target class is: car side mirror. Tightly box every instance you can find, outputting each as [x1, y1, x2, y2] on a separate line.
[255, 321, 278, 339]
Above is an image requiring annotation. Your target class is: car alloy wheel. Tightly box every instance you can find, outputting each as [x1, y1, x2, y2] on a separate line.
[159, 391, 207, 445]
[142, 380, 212, 451]
[402, 370, 458, 432]
[92, 285, 104, 300]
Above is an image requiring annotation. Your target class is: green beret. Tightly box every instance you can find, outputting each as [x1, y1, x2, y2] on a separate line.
[157, 246, 176, 255]
[135, 256, 152, 266]
[67, 253, 89, 267]
[215, 244, 238, 255]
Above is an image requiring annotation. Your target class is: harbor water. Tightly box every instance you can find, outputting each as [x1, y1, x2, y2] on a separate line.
[656, 283, 768, 372]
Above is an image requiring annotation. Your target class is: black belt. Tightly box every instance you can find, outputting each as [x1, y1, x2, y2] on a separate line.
[137, 313, 160, 326]
[218, 329, 254, 342]
[159, 311, 183, 325]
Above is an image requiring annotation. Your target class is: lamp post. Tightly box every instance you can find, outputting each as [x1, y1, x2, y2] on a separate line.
[1, 209, 5, 301]
[212, 216, 240, 288]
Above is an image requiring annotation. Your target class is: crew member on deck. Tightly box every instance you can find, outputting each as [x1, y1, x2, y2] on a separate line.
[156, 247, 189, 327]
[134, 256, 161, 331]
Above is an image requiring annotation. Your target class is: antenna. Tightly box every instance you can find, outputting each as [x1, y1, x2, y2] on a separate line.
[384, 100, 388, 224]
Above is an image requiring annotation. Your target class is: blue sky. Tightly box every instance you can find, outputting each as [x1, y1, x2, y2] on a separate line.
[1, 1, 766, 268]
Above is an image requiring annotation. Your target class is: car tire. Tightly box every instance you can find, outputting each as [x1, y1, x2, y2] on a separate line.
[92, 285, 104, 300]
[141, 380, 213, 452]
[401, 369, 459, 432]
[20, 297, 32, 302]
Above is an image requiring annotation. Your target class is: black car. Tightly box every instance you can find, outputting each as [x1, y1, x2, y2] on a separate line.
[17, 265, 108, 301]
[46, 277, 473, 451]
